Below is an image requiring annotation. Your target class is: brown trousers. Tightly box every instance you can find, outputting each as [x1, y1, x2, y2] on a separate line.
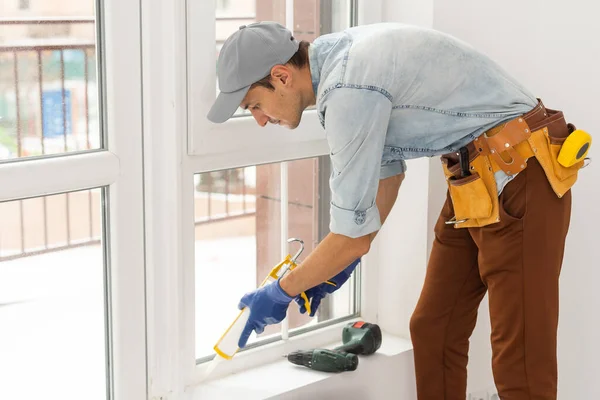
[410, 156, 572, 399]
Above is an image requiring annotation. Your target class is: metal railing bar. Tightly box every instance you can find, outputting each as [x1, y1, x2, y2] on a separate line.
[13, 51, 22, 157]
[0, 15, 256, 25]
[84, 49, 91, 149]
[207, 173, 212, 219]
[88, 190, 94, 239]
[225, 170, 230, 216]
[60, 49, 67, 152]
[242, 168, 247, 213]
[65, 193, 71, 246]
[37, 49, 45, 154]
[0, 16, 254, 25]
[84, 53, 94, 241]
[43, 197, 48, 249]
[19, 200, 25, 254]
[214, 16, 256, 21]
[0, 43, 95, 52]
[0, 17, 95, 25]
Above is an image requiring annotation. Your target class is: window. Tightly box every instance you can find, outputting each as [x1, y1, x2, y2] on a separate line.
[194, 157, 359, 360]
[0, 1, 146, 399]
[0, 189, 107, 400]
[0, 12, 99, 161]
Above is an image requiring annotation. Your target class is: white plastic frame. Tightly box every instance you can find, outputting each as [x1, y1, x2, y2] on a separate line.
[0, 0, 148, 398]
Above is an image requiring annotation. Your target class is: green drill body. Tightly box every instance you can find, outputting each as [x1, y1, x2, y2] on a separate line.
[286, 322, 382, 372]
[287, 349, 358, 372]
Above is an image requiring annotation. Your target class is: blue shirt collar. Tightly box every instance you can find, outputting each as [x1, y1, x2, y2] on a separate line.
[308, 43, 321, 98]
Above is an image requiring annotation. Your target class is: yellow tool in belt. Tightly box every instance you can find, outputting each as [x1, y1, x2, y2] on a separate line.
[558, 129, 592, 167]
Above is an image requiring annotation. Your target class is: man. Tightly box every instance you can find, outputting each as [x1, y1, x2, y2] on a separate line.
[208, 21, 580, 399]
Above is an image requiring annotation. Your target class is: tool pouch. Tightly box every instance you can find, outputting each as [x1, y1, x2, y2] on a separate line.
[528, 119, 585, 198]
[448, 173, 491, 220]
[441, 155, 499, 228]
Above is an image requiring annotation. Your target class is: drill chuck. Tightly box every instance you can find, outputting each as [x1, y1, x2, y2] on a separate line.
[287, 350, 358, 372]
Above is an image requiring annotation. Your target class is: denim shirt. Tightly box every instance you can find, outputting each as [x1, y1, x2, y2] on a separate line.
[308, 23, 538, 238]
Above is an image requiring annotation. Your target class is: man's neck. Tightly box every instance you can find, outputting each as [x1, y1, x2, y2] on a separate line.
[299, 64, 316, 109]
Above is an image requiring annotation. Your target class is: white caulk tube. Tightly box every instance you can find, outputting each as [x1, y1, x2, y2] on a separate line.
[212, 239, 305, 360]
[195, 304, 252, 384]
[213, 306, 251, 360]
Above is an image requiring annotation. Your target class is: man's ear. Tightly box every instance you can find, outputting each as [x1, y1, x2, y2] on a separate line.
[270, 65, 292, 87]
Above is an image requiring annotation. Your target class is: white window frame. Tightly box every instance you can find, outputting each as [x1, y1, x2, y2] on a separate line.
[0, 0, 147, 398]
[140, 0, 385, 397]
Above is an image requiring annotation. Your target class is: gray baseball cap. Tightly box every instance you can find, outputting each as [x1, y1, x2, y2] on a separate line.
[207, 21, 300, 123]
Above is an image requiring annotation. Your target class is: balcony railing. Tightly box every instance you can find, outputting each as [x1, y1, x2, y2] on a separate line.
[0, 17, 256, 261]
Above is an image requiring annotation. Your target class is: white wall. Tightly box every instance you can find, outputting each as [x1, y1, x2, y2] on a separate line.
[370, 0, 436, 340]
[374, 158, 431, 338]
[432, 0, 600, 397]
[381, 0, 433, 28]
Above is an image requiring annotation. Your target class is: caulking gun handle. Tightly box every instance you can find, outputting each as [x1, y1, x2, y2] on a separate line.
[299, 291, 311, 316]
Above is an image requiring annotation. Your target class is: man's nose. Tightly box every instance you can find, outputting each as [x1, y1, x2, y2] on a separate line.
[251, 110, 269, 127]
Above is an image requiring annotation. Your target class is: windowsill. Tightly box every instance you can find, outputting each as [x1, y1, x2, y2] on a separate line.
[190, 331, 414, 400]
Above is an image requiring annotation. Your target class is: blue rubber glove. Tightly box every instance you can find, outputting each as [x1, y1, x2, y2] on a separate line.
[295, 258, 360, 317]
[237, 279, 294, 348]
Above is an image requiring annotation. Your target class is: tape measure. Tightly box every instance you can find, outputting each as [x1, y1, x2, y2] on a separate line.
[558, 129, 592, 167]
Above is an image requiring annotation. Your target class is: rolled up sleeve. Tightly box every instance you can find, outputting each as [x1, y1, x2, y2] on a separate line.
[380, 160, 407, 180]
[323, 88, 393, 238]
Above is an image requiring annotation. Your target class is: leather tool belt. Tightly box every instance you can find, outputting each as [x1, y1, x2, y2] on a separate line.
[441, 99, 587, 228]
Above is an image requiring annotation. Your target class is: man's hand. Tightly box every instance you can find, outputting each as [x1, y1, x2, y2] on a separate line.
[294, 258, 360, 316]
[237, 279, 293, 348]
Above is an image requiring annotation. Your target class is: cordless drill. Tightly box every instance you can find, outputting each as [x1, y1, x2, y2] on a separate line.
[286, 321, 382, 372]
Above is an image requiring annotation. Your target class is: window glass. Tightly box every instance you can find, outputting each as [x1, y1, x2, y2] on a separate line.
[0, 188, 107, 400]
[0, 2, 100, 161]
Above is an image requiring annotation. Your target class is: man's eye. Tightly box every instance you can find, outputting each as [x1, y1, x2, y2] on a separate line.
[252, 104, 260, 110]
